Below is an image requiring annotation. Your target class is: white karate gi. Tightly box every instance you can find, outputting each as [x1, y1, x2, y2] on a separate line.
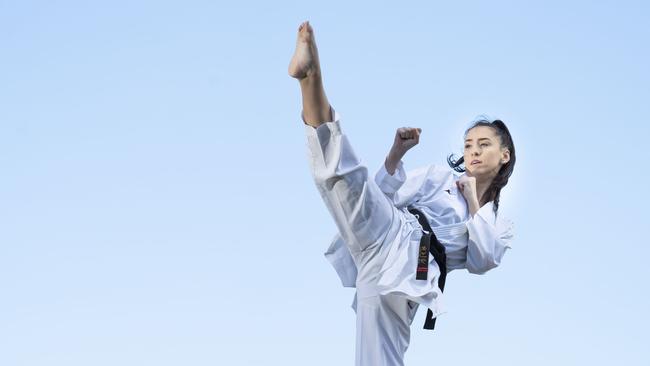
[305, 108, 515, 366]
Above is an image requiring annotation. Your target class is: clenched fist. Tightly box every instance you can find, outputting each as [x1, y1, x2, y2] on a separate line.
[456, 174, 477, 202]
[456, 174, 481, 216]
[391, 127, 422, 156]
[384, 127, 422, 176]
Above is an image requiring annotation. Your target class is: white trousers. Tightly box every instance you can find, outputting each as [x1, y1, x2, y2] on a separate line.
[305, 112, 424, 366]
[354, 294, 419, 366]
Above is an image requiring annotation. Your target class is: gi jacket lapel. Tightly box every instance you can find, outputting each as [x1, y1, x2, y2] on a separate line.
[444, 172, 462, 197]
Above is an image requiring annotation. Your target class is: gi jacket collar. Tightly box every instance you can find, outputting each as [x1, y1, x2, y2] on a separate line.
[445, 172, 462, 196]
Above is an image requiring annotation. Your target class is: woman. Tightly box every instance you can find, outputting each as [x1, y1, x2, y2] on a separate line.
[289, 21, 516, 366]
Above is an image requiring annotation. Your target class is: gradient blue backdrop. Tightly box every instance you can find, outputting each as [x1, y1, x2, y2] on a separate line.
[2, 0, 649, 365]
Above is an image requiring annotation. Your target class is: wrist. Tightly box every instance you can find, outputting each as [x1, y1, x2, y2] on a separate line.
[384, 153, 402, 176]
[467, 197, 480, 216]
[388, 148, 405, 162]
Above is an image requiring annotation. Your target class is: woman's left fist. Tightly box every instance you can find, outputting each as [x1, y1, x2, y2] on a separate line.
[456, 175, 477, 201]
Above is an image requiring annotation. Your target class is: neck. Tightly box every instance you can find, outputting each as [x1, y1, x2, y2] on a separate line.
[475, 176, 494, 206]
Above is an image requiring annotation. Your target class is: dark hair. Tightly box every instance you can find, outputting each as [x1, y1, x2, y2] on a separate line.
[446, 116, 516, 215]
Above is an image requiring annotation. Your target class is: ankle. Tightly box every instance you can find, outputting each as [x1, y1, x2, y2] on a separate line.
[298, 68, 321, 83]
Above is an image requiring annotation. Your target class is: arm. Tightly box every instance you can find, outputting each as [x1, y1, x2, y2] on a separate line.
[375, 126, 432, 207]
[465, 205, 515, 274]
[385, 127, 421, 175]
[457, 175, 481, 218]
[384, 148, 405, 176]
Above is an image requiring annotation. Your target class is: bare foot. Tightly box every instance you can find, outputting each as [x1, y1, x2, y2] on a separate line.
[288, 21, 321, 80]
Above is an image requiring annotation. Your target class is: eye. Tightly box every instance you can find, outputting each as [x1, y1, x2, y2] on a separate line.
[480, 143, 489, 147]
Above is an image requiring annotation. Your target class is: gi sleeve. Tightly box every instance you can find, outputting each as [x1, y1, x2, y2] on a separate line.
[464, 204, 514, 275]
[374, 160, 407, 198]
[374, 163, 440, 209]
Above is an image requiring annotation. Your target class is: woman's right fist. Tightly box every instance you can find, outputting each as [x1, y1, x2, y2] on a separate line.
[392, 127, 422, 155]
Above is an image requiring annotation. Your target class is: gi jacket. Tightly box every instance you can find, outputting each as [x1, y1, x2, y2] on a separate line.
[324, 160, 515, 288]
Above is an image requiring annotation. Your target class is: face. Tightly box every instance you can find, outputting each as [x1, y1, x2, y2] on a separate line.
[463, 126, 510, 180]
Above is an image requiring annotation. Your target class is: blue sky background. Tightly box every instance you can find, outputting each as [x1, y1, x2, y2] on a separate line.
[1, 0, 649, 365]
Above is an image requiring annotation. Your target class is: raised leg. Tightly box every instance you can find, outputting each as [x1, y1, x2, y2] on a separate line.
[288, 21, 333, 126]
[290, 21, 401, 253]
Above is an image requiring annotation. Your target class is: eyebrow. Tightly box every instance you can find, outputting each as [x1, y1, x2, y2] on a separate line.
[465, 138, 491, 142]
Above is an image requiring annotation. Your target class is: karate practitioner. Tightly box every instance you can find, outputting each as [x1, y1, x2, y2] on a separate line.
[289, 21, 516, 366]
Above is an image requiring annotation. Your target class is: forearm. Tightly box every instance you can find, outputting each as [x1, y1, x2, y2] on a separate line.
[384, 148, 405, 175]
[467, 197, 481, 218]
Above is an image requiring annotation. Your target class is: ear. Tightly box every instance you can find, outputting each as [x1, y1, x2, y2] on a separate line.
[501, 149, 510, 164]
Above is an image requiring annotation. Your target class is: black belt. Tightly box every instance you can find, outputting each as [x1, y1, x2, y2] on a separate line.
[408, 207, 447, 330]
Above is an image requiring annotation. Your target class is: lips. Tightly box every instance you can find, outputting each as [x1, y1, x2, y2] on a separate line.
[471, 160, 481, 165]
